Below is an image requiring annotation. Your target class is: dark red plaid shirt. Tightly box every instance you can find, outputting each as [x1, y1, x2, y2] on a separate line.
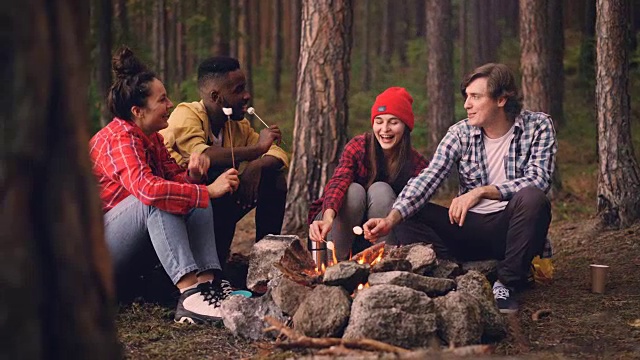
[90, 118, 209, 215]
[308, 134, 429, 223]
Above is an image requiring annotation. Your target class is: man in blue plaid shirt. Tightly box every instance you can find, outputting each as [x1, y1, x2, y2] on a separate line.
[364, 63, 557, 314]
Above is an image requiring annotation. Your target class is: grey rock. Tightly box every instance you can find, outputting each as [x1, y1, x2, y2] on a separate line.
[246, 235, 298, 293]
[271, 277, 312, 316]
[343, 284, 437, 349]
[368, 271, 456, 297]
[220, 290, 286, 340]
[455, 270, 506, 340]
[461, 260, 499, 283]
[428, 259, 463, 279]
[322, 261, 370, 293]
[386, 243, 437, 275]
[292, 285, 352, 338]
[371, 258, 412, 273]
[434, 291, 483, 346]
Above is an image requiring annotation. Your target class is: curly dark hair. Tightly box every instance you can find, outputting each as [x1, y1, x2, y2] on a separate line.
[107, 47, 156, 121]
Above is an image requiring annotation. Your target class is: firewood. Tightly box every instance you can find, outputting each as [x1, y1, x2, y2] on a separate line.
[351, 242, 386, 264]
[263, 316, 410, 354]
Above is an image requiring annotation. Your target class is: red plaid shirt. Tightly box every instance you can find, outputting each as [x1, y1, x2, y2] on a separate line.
[308, 134, 429, 223]
[90, 118, 209, 215]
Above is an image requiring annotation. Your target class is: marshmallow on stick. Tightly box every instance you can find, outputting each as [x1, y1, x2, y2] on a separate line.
[247, 106, 285, 145]
[222, 108, 235, 169]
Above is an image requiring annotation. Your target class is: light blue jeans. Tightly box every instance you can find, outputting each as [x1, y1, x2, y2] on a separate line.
[104, 195, 221, 285]
[317, 182, 397, 260]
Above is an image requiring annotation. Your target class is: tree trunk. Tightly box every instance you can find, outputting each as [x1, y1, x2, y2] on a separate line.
[361, 0, 371, 91]
[579, 0, 597, 83]
[239, 0, 253, 120]
[272, 0, 283, 101]
[415, 0, 426, 37]
[520, 0, 551, 113]
[520, 0, 562, 196]
[596, 0, 640, 228]
[153, 0, 167, 81]
[284, 0, 353, 235]
[290, 0, 302, 100]
[117, 0, 129, 44]
[426, 0, 454, 155]
[0, 0, 119, 358]
[175, 0, 186, 86]
[548, 0, 565, 127]
[396, 0, 410, 67]
[381, 0, 395, 65]
[217, 0, 231, 56]
[97, 0, 112, 128]
[251, 0, 261, 65]
[459, 0, 467, 76]
[230, 0, 239, 58]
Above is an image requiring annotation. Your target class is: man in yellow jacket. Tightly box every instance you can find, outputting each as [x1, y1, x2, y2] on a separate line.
[160, 56, 289, 274]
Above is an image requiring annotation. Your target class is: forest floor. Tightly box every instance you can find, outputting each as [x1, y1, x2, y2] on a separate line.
[116, 204, 640, 359]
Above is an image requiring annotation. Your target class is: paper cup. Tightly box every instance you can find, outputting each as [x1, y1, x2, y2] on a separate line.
[590, 264, 609, 294]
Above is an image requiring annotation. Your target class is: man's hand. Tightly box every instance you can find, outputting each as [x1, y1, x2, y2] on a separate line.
[236, 159, 263, 209]
[309, 209, 336, 242]
[363, 210, 402, 243]
[187, 153, 210, 181]
[448, 188, 482, 226]
[206, 168, 239, 198]
[257, 126, 282, 153]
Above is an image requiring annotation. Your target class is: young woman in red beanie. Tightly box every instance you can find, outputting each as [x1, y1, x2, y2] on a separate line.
[308, 87, 429, 261]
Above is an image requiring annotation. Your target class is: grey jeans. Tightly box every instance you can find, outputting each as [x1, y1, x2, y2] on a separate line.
[104, 195, 221, 285]
[317, 182, 397, 260]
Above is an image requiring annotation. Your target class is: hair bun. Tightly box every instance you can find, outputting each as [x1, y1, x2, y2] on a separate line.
[112, 47, 148, 79]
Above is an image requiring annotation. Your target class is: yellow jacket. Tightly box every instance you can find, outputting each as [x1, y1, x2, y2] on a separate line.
[160, 101, 289, 172]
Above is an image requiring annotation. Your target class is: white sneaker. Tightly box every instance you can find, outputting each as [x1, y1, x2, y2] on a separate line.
[174, 282, 224, 324]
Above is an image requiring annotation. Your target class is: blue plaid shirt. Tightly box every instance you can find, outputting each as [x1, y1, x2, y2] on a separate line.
[393, 110, 557, 257]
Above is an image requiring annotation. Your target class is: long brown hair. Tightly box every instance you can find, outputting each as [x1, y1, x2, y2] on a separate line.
[364, 128, 413, 193]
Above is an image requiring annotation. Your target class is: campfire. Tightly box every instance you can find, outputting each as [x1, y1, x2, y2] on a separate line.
[226, 234, 508, 356]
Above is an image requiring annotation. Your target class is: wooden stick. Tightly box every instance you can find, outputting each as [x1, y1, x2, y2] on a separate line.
[263, 316, 410, 354]
[226, 120, 235, 169]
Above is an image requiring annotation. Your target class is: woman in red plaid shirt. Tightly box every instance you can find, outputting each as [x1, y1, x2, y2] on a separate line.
[308, 87, 429, 261]
[90, 48, 239, 324]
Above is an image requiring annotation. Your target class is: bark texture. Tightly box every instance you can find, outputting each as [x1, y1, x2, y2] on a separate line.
[0, 0, 119, 358]
[426, 0, 454, 155]
[283, 0, 353, 234]
[595, 0, 640, 228]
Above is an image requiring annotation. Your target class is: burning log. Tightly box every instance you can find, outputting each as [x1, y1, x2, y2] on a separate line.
[351, 242, 386, 265]
[274, 239, 322, 286]
[264, 316, 410, 354]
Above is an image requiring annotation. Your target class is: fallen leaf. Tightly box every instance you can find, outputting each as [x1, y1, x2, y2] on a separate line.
[629, 319, 640, 328]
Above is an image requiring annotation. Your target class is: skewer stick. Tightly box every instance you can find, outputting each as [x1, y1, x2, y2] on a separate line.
[247, 107, 286, 145]
[223, 108, 235, 169]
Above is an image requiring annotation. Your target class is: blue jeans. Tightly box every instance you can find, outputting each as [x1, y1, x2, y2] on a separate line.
[104, 195, 221, 285]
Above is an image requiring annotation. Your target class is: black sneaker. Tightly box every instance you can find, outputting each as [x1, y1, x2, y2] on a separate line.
[492, 283, 518, 314]
[174, 282, 224, 324]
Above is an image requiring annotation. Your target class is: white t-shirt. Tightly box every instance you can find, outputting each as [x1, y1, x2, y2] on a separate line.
[210, 130, 223, 148]
[470, 125, 515, 214]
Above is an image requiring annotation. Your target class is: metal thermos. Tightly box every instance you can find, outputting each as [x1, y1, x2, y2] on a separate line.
[309, 238, 327, 267]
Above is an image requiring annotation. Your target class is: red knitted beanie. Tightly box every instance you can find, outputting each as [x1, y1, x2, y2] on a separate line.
[370, 87, 415, 131]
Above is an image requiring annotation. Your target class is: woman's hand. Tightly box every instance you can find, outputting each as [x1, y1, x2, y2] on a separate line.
[206, 168, 239, 198]
[309, 219, 333, 242]
[309, 209, 336, 242]
[187, 153, 210, 181]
